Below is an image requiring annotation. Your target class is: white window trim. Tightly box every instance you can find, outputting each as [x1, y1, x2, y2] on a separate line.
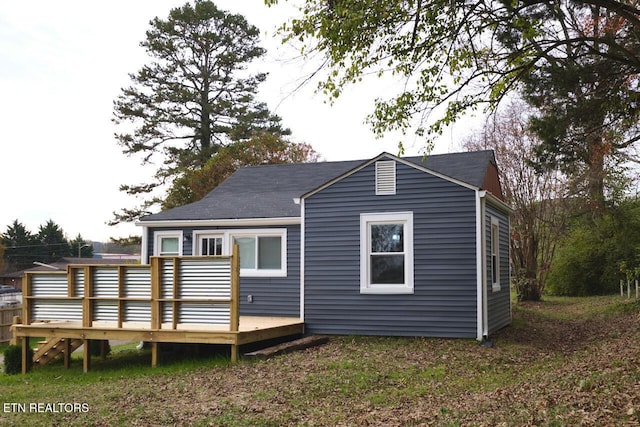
[191, 231, 227, 256]
[491, 217, 501, 292]
[360, 212, 414, 294]
[191, 229, 285, 277]
[154, 230, 183, 256]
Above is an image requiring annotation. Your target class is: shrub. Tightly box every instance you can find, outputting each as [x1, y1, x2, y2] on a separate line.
[3, 345, 33, 375]
[547, 199, 640, 296]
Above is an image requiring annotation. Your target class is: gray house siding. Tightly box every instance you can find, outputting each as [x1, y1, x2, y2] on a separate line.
[148, 225, 301, 317]
[485, 202, 511, 333]
[304, 160, 479, 338]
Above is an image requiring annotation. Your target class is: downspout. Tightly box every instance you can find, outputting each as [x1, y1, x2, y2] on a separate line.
[297, 198, 305, 322]
[481, 192, 489, 339]
[475, 190, 489, 341]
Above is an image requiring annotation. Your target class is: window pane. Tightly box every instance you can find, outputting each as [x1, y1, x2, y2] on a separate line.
[370, 254, 405, 284]
[160, 237, 179, 255]
[371, 224, 403, 253]
[201, 237, 223, 256]
[258, 236, 281, 269]
[234, 237, 256, 269]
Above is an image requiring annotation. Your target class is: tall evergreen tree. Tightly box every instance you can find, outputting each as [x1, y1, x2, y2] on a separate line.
[112, 1, 289, 223]
[1, 220, 37, 271]
[36, 220, 70, 263]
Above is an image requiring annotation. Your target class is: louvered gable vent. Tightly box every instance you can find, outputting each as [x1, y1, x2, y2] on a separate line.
[375, 160, 396, 195]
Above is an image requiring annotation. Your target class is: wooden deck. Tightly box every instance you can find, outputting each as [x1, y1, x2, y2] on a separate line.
[12, 316, 304, 372]
[11, 250, 304, 373]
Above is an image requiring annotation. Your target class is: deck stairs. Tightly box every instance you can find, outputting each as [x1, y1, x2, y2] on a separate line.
[33, 338, 83, 366]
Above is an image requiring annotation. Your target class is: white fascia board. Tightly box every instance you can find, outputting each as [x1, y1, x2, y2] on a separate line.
[135, 217, 301, 228]
[300, 198, 306, 321]
[484, 191, 514, 213]
[141, 226, 149, 264]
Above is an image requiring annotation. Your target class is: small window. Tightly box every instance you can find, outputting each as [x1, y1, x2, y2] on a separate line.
[199, 235, 223, 256]
[230, 230, 287, 277]
[154, 231, 183, 256]
[491, 217, 500, 292]
[360, 212, 413, 294]
[375, 160, 396, 195]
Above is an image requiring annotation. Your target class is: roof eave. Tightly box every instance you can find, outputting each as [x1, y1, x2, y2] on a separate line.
[136, 216, 301, 228]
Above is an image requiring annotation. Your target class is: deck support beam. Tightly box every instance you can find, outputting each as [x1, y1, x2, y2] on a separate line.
[151, 342, 159, 368]
[64, 338, 71, 369]
[231, 344, 238, 363]
[83, 339, 91, 373]
[21, 336, 30, 374]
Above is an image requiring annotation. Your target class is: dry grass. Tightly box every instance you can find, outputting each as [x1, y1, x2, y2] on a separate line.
[1, 295, 640, 426]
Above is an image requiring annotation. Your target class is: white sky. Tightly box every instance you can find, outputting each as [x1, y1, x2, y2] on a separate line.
[0, 0, 475, 242]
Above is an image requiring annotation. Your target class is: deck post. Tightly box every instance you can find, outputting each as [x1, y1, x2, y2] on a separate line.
[231, 345, 238, 363]
[22, 274, 31, 326]
[83, 267, 93, 328]
[151, 342, 159, 368]
[83, 339, 91, 373]
[230, 245, 240, 364]
[100, 340, 108, 361]
[10, 316, 21, 346]
[64, 339, 71, 369]
[21, 336, 30, 374]
[117, 266, 124, 329]
[172, 258, 180, 330]
[230, 245, 240, 333]
[150, 258, 161, 330]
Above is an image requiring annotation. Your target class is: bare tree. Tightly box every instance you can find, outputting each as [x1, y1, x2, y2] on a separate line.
[464, 100, 567, 301]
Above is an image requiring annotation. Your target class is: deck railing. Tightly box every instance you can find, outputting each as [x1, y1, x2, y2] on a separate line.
[21, 247, 240, 332]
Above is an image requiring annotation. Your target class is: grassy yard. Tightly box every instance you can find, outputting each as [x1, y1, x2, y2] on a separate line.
[1, 295, 640, 426]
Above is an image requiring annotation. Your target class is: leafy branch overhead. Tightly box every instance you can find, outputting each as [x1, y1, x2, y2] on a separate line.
[268, 0, 640, 146]
[112, 1, 291, 223]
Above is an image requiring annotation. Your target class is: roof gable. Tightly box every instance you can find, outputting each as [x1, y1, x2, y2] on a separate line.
[301, 150, 498, 199]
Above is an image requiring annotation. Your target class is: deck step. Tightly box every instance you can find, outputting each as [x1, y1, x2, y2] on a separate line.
[244, 335, 329, 360]
[33, 338, 84, 366]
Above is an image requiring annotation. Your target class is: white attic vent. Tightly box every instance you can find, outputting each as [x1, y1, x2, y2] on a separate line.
[375, 160, 396, 195]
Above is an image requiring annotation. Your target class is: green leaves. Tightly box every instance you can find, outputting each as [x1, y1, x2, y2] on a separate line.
[276, 0, 640, 150]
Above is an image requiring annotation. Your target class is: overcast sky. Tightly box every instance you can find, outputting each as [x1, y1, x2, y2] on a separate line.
[0, 1, 474, 242]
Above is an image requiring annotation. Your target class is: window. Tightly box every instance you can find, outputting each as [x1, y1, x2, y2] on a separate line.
[490, 217, 500, 292]
[360, 212, 413, 294]
[154, 231, 183, 256]
[197, 234, 224, 256]
[229, 230, 287, 277]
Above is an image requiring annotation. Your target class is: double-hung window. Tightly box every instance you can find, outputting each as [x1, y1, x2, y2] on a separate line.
[490, 217, 501, 292]
[360, 212, 414, 294]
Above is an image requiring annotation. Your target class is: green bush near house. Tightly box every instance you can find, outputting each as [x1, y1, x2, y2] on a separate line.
[3, 345, 33, 375]
[547, 199, 640, 296]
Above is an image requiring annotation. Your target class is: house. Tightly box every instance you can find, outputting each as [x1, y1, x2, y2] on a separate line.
[138, 150, 511, 340]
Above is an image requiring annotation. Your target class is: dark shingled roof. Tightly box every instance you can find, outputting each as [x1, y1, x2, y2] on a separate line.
[139, 150, 497, 222]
